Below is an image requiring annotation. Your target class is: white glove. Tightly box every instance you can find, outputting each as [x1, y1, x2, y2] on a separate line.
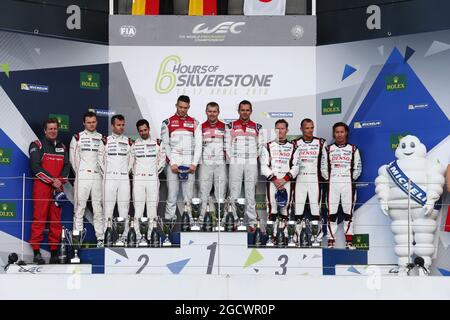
[423, 200, 435, 216]
[380, 203, 389, 216]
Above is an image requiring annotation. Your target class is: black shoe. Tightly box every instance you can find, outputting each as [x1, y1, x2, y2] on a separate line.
[33, 253, 45, 265]
[49, 256, 60, 264]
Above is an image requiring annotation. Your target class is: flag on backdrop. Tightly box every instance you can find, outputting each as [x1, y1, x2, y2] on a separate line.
[189, 0, 228, 16]
[132, 0, 174, 15]
[243, 0, 286, 16]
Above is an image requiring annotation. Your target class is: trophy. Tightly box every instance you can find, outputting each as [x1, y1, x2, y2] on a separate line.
[180, 201, 191, 232]
[310, 220, 321, 247]
[66, 228, 86, 264]
[190, 198, 202, 231]
[213, 198, 225, 232]
[113, 217, 126, 247]
[224, 199, 235, 232]
[287, 220, 297, 247]
[138, 217, 150, 247]
[162, 218, 176, 247]
[265, 220, 274, 247]
[235, 198, 247, 231]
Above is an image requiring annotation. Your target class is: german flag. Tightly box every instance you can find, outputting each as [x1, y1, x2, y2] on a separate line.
[188, 0, 229, 16]
[132, 0, 174, 15]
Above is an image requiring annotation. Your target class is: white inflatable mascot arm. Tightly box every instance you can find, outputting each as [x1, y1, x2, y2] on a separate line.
[375, 165, 390, 216]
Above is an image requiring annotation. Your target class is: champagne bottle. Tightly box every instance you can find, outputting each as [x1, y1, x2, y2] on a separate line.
[127, 217, 137, 247]
[181, 202, 191, 232]
[225, 204, 235, 232]
[299, 220, 309, 248]
[104, 218, 114, 248]
[58, 229, 67, 264]
[203, 203, 213, 232]
[150, 219, 160, 248]
[254, 218, 262, 247]
[276, 219, 285, 248]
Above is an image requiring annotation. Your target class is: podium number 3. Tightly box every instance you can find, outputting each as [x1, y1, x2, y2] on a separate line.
[275, 255, 288, 275]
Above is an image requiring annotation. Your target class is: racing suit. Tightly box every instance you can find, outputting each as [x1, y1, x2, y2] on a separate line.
[29, 138, 69, 251]
[161, 114, 202, 220]
[198, 120, 227, 221]
[70, 130, 105, 240]
[321, 143, 362, 243]
[292, 137, 327, 223]
[98, 133, 132, 229]
[130, 137, 165, 225]
[260, 140, 299, 220]
[225, 119, 264, 225]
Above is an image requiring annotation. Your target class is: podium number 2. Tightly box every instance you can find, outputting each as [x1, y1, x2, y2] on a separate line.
[206, 242, 217, 274]
[137, 254, 149, 274]
[275, 255, 288, 275]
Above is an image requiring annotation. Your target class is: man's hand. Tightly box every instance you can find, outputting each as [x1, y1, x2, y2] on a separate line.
[189, 164, 197, 174]
[274, 178, 287, 190]
[170, 164, 179, 174]
[52, 179, 62, 189]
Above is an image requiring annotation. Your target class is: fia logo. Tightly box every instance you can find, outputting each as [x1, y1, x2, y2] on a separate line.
[192, 22, 245, 34]
[120, 25, 136, 37]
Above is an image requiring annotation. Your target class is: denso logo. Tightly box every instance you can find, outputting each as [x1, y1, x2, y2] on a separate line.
[332, 156, 350, 161]
[301, 150, 318, 156]
[192, 22, 245, 34]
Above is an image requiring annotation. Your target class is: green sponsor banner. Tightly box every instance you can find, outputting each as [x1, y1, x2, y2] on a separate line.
[0, 148, 12, 165]
[80, 72, 100, 90]
[0, 202, 16, 219]
[352, 234, 369, 250]
[321, 98, 342, 115]
[385, 75, 406, 91]
[49, 114, 70, 132]
[390, 133, 410, 150]
[255, 194, 267, 211]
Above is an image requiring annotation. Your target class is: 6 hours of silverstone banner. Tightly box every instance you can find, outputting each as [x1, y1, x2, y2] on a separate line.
[109, 15, 317, 139]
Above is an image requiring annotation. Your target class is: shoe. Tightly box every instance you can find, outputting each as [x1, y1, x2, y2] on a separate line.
[327, 239, 335, 248]
[49, 256, 60, 264]
[33, 253, 45, 265]
[97, 239, 104, 248]
[346, 241, 356, 250]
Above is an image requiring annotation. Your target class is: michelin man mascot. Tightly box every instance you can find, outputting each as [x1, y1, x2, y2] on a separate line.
[375, 135, 445, 275]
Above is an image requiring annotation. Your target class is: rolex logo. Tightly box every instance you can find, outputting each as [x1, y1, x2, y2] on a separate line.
[2, 204, 7, 211]
[88, 74, 93, 81]
[393, 77, 399, 83]
[329, 100, 334, 107]
[0, 150, 3, 157]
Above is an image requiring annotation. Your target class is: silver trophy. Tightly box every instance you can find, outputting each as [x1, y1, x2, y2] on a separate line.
[287, 220, 297, 247]
[191, 198, 201, 231]
[310, 220, 322, 247]
[213, 198, 225, 232]
[235, 198, 247, 231]
[138, 217, 150, 247]
[113, 217, 126, 247]
[265, 220, 274, 247]
[162, 218, 176, 247]
[66, 228, 86, 264]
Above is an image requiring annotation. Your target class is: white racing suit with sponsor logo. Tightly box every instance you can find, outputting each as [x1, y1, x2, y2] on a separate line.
[70, 130, 105, 239]
[321, 143, 362, 243]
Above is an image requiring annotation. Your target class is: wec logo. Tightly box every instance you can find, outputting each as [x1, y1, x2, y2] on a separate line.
[192, 22, 245, 34]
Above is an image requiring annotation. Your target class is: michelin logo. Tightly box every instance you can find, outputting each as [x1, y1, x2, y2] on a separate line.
[20, 83, 49, 93]
[262, 112, 293, 118]
[408, 103, 429, 110]
[88, 108, 116, 117]
[354, 120, 382, 129]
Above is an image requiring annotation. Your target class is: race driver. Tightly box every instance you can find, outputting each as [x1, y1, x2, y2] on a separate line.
[321, 122, 362, 249]
[29, 118, 70, 264]
[261, 119, 299, 221]
[292, 118, 327, 240]
[130, 119, 166, 230]
[98, 114, 132, 231]
[198, 102, 227, 222]
[70, 111, 105, 247]
[225, 100, 265, 231]
[161, 95, 202, 223]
